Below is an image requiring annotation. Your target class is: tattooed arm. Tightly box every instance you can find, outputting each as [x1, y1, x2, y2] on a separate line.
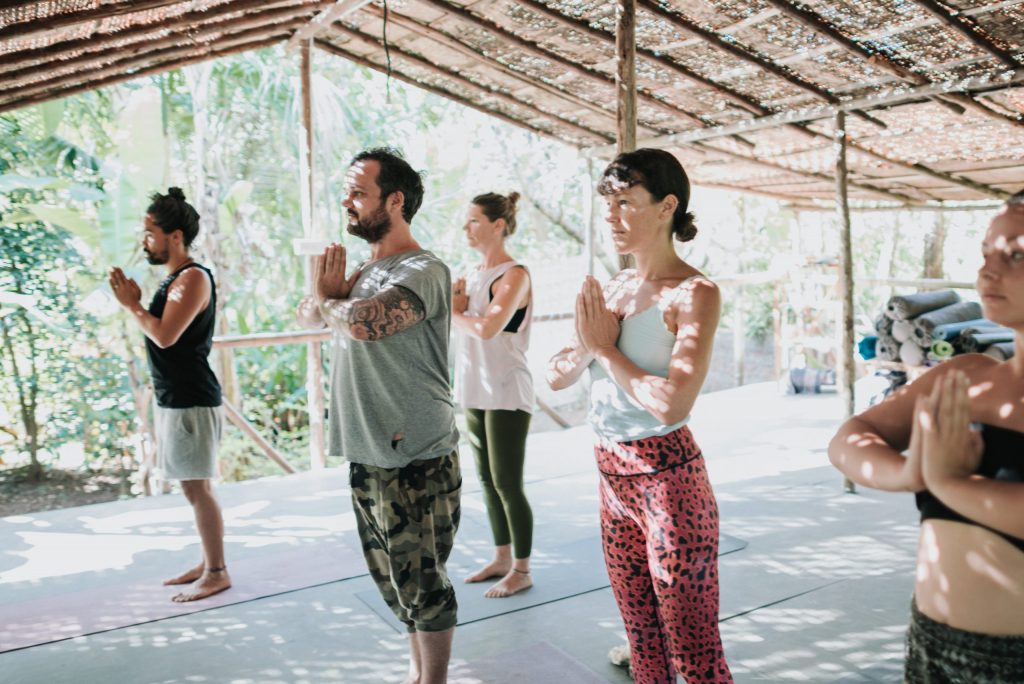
[319, 285, 426, 341]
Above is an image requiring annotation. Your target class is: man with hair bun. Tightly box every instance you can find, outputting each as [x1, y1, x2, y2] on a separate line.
[109, 187, 230, 602]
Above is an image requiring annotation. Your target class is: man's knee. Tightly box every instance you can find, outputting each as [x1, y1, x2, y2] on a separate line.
[180, 479, 213, 503]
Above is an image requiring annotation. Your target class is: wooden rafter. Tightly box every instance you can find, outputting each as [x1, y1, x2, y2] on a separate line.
[0, 33, 289, 114]
[516, 0, 763, 116]
[636, 0, 889, 130]
[0, 0, 187, 42]
[914, 0, 1021, 70]
[286, 0, 373, 51]
[364, 5, 668, 136]
[328, 23, 611, 143]
[692, 141, 924, 205]
[0, 4, 327, 88]
[412, 0, 716, 129]
[315, 38, 560, 140]
[0, 18, 308, 106]
[763, 0, 1024, 129]
[0, 0, 333, 75]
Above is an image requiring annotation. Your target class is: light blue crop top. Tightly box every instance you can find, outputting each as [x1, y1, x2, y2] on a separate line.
[587, 303, 689, 442]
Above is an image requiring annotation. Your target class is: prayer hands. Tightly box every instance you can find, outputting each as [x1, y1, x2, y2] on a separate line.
[452, 277, 468, 314]
[575, 276, 619, 354]
[108, 267, 142, 309]
[314, 244, 359, 302]
[918, 371, 983, 487]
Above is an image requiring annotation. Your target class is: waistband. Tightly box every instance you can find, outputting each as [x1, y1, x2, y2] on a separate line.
[910, 598, 1024, 657]
[595, 424, 702, 477]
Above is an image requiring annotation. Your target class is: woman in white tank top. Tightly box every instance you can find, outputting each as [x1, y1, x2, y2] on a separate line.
[452, 191, 536, 598]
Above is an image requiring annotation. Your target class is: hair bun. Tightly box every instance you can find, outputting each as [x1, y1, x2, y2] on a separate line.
[167, 187, 186, 201]
[673, 211, 698, 243]
[507, 191, 520, 207]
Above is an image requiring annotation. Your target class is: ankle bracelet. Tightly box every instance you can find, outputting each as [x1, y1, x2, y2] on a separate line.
[512, 568, 530, 575]
[207, 566, 227, 573]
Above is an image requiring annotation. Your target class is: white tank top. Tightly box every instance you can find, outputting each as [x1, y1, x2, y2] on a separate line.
[454, 261, 534, 413]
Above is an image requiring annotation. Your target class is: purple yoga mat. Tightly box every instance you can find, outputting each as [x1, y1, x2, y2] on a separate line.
[0, 542, 367, 653]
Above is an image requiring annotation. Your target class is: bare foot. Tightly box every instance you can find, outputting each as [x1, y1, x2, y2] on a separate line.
[171, 569, 231, 602]
[163, 562, 204, 586]
[484, 570, 532, 598]
[464, 560, 511, 584]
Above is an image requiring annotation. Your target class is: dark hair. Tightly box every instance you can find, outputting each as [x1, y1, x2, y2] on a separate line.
[147, 187, 200, 247]
[1007, 189, 1024, 206]
[597, 148, 697, 242]
[472, 191, 520, 237]
[350, 147, 424, 222]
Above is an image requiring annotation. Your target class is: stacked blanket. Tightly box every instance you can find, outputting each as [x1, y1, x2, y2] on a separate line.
[861, 290, 1014, 365]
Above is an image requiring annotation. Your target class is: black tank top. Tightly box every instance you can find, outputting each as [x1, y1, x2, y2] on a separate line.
[145, 262, 222, 408]
[916, 423, 1024, 552]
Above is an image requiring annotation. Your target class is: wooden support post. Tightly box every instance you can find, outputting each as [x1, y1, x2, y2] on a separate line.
[616, 0, 637, 271]
[223, 401, 297, 474]
[301, 41, 327, 471]
[834, 110, 857, 494]
[733, 286, 745, 387]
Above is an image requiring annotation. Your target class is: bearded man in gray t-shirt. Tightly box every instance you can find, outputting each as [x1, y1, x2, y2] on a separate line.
[296, 148, 460, 684]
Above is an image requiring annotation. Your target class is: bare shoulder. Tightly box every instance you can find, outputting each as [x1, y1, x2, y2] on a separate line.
[170, 267, 211, 294]
[669, 275, 720, 313]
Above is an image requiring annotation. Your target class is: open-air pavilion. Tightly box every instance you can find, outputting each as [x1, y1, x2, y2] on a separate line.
[1, 1, 1022, 682]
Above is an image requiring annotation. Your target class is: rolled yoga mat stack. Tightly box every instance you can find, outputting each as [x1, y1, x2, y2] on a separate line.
[868, 290, 991, 366]
[960, 329, 1015, 353]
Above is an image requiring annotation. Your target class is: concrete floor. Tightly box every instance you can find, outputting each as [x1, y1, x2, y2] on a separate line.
[1, 384, 917, 683]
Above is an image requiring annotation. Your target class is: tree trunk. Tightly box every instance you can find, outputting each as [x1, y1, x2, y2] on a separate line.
[921, 211, 946, 280]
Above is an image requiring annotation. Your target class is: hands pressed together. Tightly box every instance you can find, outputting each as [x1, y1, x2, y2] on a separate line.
[452, 277, 468, 314]
[575, 275, 620, 356]
[108, 267, 142, 310]
[314, 243, 359, 302]
[904, 370, 983, 492]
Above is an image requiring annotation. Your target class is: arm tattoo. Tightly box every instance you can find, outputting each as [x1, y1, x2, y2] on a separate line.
[320, 285, 425, 341]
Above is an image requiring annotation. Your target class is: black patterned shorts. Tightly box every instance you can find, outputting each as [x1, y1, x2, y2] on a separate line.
[349, 452, 461, 632]
[906, 598, 1024, 683]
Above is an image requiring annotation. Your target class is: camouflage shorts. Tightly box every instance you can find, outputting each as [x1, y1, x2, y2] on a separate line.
[350, 451, 461, 633]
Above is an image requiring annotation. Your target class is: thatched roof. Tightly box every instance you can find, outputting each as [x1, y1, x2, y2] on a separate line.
[2, 1, 1022, 204]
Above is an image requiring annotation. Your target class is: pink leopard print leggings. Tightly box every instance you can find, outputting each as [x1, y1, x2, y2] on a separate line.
[596, 426, 733, 683]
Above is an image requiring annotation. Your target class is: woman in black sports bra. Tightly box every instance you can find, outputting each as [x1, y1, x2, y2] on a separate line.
[829, 192, 1024, 683]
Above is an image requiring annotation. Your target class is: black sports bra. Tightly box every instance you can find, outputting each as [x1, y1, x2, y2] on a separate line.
[916, 423, 1024, 552]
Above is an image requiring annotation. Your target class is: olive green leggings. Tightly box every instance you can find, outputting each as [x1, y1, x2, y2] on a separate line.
[464, 408, 533, 559]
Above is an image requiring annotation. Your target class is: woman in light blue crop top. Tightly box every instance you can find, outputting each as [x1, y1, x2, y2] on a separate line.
[548, 149, 733, 683]
[829, 193, 1024, 682]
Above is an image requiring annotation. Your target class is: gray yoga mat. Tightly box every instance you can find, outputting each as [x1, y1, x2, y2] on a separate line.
[357, 533, 747, 633]
[886, 290, 959, 320]
[911, 301, 983, 343]
[876, 334, 899, 362]
[961, 330, 1015, 353]
[874, 313, 893, 335]
[450, 641, 614, 684]
[984, 341, 1016, 361]
[929, 318, 994, 342]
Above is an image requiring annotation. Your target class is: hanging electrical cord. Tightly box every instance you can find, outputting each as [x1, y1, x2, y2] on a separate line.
[382, 0, 393, 104]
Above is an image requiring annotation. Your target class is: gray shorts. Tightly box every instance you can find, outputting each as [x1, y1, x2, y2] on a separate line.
[155, 405, 223, 481]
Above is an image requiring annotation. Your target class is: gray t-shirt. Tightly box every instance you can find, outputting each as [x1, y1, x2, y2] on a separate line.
[327, 249, 459, 468]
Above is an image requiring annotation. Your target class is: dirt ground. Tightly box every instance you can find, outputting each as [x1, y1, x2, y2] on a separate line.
[0, 465, 129, 518]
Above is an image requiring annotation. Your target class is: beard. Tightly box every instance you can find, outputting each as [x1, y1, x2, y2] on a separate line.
[346, 205, 392, 243]
[144, 247, 169, 265]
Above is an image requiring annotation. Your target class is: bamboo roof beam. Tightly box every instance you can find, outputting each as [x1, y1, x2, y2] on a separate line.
[913, 0, 1021, 70]
[763, 0, 1024, 129]
[0, 0, 185, 42]
[315, 38, 563, 141]
[286, 0, 374, 51]
[0, 5, 327, 87]
[635, 0, 889, 130]
[413, 0, 722, 130]
[0, 33, 289, 114]
[328, 22, 612, 143]
[691, 141, 924, 205]
[516, 0, 764, 116]
[0, 0, 334, 75]
[0, 19, 308, 107]
[362, 4, 670, 137]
